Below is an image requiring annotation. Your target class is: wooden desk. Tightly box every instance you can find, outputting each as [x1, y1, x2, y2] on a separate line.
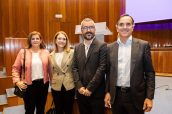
[151, 48, 172, 76]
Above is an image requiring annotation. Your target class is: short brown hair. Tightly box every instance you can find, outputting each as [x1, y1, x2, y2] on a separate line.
[117, 14, 134, 25]
[27, 31, 46, 49]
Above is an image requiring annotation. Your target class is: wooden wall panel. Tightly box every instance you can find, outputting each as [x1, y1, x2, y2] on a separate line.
[29, 0, 44, 35]
[4, 38, 27, 76]
[1, 0, 10, 37]
[133, 20, 172, 48]
[133, 30, 172, 48]
[133, 21, 172, 74]
[1, 0, 172, 74]
[9, 0, 29, 37]
[151, 49, 172, 76]
[0, 0, 3, 70]
[0, 0, 123, 72]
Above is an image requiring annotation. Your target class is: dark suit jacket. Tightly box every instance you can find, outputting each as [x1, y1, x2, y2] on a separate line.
[106, 38, 155, 110]
[72, 38, 107, 98]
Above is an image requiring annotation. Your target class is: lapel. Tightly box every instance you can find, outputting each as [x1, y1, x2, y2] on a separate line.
[51, 51, 64, 73]
[80, 43, 87, 63]
[61, 51, 71, 70]
[108, 42, 119, 86]
[130, 38, 140, 77]
[85, 39, 96, 64]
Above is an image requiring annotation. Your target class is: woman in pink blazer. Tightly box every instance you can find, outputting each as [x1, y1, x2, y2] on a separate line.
[12, 31, 50, 114]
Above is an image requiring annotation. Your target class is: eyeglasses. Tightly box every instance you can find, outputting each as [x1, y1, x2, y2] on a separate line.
[81, 26, 95, 30]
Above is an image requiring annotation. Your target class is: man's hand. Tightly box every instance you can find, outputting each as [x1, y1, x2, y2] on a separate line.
[83, 88, 92, 96]
[143, 98, 153, 112]
[78, 87, 92, 96]
[104, 92, 111, 108]
[78, 87, 86, 95]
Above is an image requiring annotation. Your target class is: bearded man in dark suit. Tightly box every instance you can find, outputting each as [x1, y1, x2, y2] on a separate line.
[72, 18, 107, 114]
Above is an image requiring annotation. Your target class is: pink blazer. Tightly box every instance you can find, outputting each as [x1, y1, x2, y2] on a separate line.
[12, 49, 50, 85]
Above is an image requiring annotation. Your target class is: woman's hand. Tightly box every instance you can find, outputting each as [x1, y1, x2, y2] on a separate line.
[16, 81, 27, 90]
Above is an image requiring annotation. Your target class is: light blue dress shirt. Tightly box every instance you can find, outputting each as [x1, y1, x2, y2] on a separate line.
[116, 36, 132, 87]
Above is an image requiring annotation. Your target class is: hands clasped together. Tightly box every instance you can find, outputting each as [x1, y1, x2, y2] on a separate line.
[78, 87, 92, 96]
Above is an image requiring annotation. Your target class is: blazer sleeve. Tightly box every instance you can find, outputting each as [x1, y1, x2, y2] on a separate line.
[105, 45, 110, 93]
[12, 49, 24, 84]
[143, 43, 155, 100]
[72, 45, 83, 90]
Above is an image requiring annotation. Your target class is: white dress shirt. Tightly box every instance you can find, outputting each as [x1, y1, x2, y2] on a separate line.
[83, 38, 95, 57]
[116, 36, 132, 87]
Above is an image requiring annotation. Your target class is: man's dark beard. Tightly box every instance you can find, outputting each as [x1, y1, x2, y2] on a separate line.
[83, 32, 95, 40]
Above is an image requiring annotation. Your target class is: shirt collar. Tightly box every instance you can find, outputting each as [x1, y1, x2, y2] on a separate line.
[83, 37, 95, 47]
[117, 35, 132, 45]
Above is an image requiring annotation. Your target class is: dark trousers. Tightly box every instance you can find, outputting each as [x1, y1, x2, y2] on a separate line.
[112, 87, 144, 114]
[51, 85, 75, 114]
[77, 92, 105, 114]
[23, 79, 49, 114]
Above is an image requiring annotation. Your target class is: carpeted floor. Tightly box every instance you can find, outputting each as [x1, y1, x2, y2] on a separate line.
[146, 76, 172, 114]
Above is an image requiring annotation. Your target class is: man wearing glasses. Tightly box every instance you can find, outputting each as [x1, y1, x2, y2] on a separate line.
[72, 18, 107, 114]
[104, 14, 155, 114]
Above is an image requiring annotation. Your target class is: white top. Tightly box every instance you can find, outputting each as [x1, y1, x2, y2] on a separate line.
[55, 52, 64, 67]
[116, 36, 132, 87]
[31, 53, 43, 81]
[83, 38, 95, 57]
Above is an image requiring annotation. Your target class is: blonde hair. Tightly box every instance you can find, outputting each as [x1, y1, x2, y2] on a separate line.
[53, 31, 70, 52]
